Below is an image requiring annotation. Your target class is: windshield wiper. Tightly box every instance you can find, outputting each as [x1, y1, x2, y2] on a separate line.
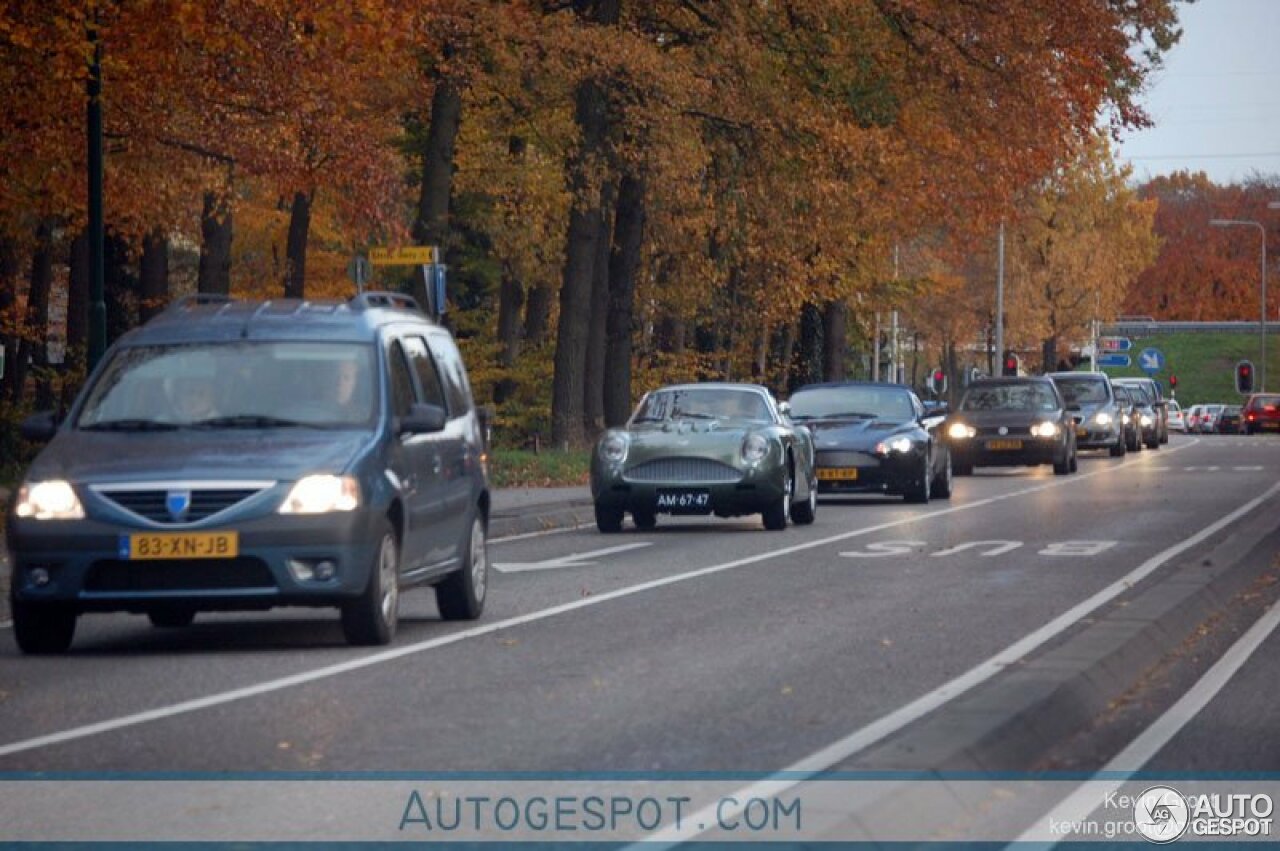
[80, 419, 179, 432]
[673, 411, 719, 420]
[189, 415, 320, 429]
[826, 411, 878, 419]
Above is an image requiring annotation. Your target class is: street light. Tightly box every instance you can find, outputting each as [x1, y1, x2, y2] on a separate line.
[1209, 218, 1267, 392]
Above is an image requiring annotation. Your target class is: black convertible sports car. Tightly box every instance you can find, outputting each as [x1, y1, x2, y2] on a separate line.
[788, 381, 952, 503]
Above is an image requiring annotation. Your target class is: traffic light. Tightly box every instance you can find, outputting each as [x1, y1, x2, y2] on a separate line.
[930, 367, 947, 395]
[1236, 360, 1255, 395]
[1169, 374, 1178, 390]
[1002, 350, 1019, 376]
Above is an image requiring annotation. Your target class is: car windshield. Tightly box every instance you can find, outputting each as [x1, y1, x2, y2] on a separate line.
[1122, 383, 1153, 405]
[1251, 395, 1280, 406]
[1055, 379, 1109, 405]
[1114, 387, 1132, 405]
[631, 388, 772, 424]
[76, 342, 378, 429]
[788, 386, 915, 421]
[960, 383, 1059, 412]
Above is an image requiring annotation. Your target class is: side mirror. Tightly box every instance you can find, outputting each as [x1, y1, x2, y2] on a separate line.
[20, 410, 59, 443]
[398, 403, 447, 435]
[476, 403, 495, 449]
[778, 401, 792, 418]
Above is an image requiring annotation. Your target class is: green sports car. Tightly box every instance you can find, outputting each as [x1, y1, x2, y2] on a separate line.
[591, 383, 818, 532]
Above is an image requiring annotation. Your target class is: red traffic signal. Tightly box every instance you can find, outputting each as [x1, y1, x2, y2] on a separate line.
[1169, 374, 1178, 389]
[933, 368, 944, 383]
[1002, 350, 1019, 376]
[1236, 360, 1255, 394]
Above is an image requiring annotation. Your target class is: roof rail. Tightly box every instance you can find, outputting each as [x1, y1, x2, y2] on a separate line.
[350, 291, 423, 314]
[167, 293, 237, 312]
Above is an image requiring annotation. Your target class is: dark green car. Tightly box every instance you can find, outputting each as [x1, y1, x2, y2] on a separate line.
[591, 383, 818, 532]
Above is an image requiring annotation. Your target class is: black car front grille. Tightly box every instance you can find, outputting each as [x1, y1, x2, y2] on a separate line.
[624, 457, 742, 484]
[84, 557, 276, 592]
[974, 426, 1032, 437]
[98, 488, 264, 524]
[815, 450, 877, 468]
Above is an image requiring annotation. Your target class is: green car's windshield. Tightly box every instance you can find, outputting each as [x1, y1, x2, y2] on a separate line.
[76, 342, 378, 429]
[960, 383, 1060, 412]
[631, 388, 773, 425]
[788, 386, 915, 421]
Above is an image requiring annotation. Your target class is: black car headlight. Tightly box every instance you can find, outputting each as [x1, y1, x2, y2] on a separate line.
[874, 436, 914, 455]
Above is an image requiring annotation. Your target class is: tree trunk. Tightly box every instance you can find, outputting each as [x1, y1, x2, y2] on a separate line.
[0, 235, 21, 394]
[412, 74, 462, 248]
[774, 321, 796, 390]
[284, 191, 311, 299]
[105, 233, 135, 346]
[791, 304, 824, 394]
[494, 275, 525, 404]
[139, 228, 169, 322]
[13, 221, 54, 404]
[66, 230, 88, 370]
[198, 190, 232, 295]
[822, 300, 847, 381]
[523, 286, 551, 346]
[604, 173, 646, 426]
[1042, 336, 1058, 374]
[583, 181, 615, 437]
[551, 74, 610, 448]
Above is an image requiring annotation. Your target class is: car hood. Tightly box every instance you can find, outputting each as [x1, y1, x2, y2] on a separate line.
[950, 410, 1061, 428]
[26, 428, 371, 484]
[804, 418, 911, 450]
[621, 420, 761, 462]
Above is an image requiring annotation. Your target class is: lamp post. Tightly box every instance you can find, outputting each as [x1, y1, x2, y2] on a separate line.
[1209, 218, 1267, 392]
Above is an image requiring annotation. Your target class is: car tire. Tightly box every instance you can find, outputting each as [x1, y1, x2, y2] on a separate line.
[148, 608, 196, 628]
[790, 481, 817, 525]
[932, 452, 953, 499]
[632, 509, 657, 531]
[436, 514, 488, 621]
[1069, 449, 1079, 473]
[595, 503, 624, 533]
[762, 469, 792, 531]
[1145, 433, 1159, 450]
[12, 598, 77, 655]
[341, 520, 399, 646]
[1053, 449, 1071, 476]
[904, 454, 931, 503]
[1110, 438, 1126, 457]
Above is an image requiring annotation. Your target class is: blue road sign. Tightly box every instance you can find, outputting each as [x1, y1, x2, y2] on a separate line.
[1098, 353, 1131, 368]
[1138, 347, 1165, 374]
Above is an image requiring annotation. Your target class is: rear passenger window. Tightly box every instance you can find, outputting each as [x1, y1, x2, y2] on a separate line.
[387, 341, 416, 418]
[402, 336, 448, 410]
[430, 336, 473, 418]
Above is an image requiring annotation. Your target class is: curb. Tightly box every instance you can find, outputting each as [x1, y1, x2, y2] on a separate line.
[489, 501, 595, 541]
[848, 505, 1280, 774]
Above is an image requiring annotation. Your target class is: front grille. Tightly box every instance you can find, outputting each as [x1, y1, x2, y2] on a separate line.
[84, 558, 276, 592]
[974, 426, 1032, 437]
[815, 450, 876, 468]
[624, 457, 741, 484]
[98, 488, 264, 524]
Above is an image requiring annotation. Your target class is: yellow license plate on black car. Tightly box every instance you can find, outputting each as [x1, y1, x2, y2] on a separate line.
[124, 532, 239, 560]
[817, 468, 859, 481]
[987, 439, 1023, 450]
[1076, 427, 1087, 437]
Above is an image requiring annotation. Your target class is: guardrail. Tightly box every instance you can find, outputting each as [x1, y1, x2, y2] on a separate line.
[1102, 321, 1280, 336]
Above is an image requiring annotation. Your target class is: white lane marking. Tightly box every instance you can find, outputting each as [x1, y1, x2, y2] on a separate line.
[0, 620, 10, 630]
[489, 521, 594, 545]
[635, 477, 1280, 846]
[839, 541, 927, 558]
[1185, 465, 1221, 472]
[493, 542, 652, 573]
[1038, 541, 1118, 557]
[1235, 465, 1264, 471]
[1012, 600, 1280, 847]
[0, 438, 1204, 758]
[931, 540, 1022, 558]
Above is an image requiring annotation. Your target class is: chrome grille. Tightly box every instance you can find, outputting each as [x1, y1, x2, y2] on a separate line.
[96, 486, 267, 524]
[815, 450, 876, 468]
[624, 457, 741, 484]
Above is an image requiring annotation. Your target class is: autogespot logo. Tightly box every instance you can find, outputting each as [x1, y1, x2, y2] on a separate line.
[1135, 786, 1190, 844]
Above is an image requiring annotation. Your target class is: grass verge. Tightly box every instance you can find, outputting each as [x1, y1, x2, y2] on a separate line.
[488, 448, 590, 488]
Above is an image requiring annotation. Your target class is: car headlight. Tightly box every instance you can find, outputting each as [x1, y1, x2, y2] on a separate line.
[741, 433, 769, 464]
[279, 475, 360, 514]
[1031, 421, 1059, 438]
[1121, 414, 1130, 424]
[875, 436, 914, 455]
[600, 432, 629, 464]
[1140, 414, 1153, 427]
[1094, 412, 1112, 426]
[14, 480, 85, 520]
[948, 422, 976, 439]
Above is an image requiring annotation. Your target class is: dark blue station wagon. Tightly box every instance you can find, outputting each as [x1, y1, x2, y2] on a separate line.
[7, 292, 490, 653]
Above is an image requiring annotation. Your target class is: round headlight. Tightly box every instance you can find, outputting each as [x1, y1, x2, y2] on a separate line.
[741, 433, 769, 463]
[600, 433, 629, 463]
[947, 422, 975, 439]
[875, 436, 914, 455]
[1094, 412, 1112, 426]
[1140, 414, 1153, 427]
[1032, 421, 1059, 438]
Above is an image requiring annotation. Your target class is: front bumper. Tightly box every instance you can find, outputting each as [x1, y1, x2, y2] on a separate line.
[1072, 421, 1122, 449]
[593, 464, 787, 517]
[950, 436, 1062, 468]
[7, 510, 382, 612]
[813, 450, 923, 496]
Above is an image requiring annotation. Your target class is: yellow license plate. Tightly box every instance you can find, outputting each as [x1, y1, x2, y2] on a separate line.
[1076, 427, 1087, 437]
[817, 468, 859, 481]
[987, 439, 1023, 450]
[125, 532, 239, 560]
